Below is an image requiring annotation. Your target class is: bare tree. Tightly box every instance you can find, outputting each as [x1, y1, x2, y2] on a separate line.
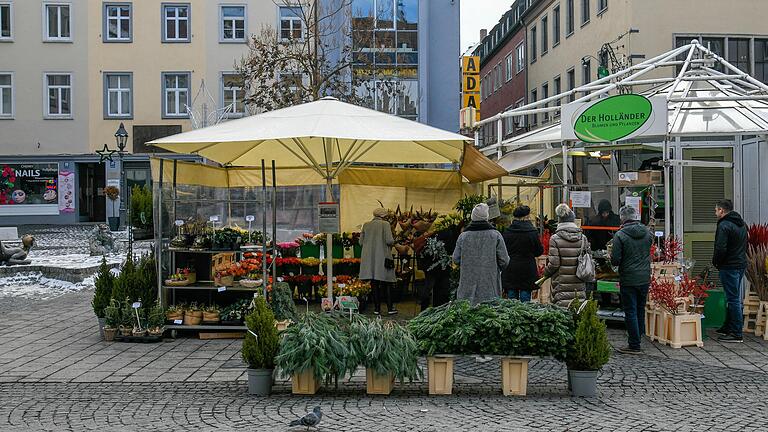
[236, 0, 405, 114]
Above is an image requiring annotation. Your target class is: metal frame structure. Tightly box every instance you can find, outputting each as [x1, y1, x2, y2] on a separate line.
[475, 40, 768, 235]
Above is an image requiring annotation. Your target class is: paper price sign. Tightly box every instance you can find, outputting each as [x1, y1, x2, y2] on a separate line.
[217, 287, 227, 292]
[655, 231, 664, 237]
[209, 215, 219, 222]
[245, 215, 255, 222]
[132, 302, 141, 309]
[338, 284, 346, 288]
[173, 319, 183, 325]
[278, 277, 284, 282]
[175, 220, 184, 226]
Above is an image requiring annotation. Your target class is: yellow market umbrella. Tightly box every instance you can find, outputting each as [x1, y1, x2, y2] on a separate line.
[148, 97, 483, 299]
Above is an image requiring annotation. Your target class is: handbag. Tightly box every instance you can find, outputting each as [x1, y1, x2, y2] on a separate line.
[384, 257, 395, 270]
[576, 236, 596, 282]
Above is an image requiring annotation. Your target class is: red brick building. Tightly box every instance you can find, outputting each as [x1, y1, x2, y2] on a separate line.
[474, 0, 532, 148]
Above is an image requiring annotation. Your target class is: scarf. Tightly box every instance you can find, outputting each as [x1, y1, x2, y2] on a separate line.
[464, 220, 495, 232]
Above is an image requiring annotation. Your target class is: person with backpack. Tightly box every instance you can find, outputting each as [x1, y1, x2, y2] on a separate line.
[543, 204, 591, 308]
[610, 205, 653, 354]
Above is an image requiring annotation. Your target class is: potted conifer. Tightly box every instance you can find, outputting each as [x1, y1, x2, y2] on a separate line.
[92, 257, 113, 339]
[103, 298, 120, 342]
[242, 296, 279, 396]
[566, 298, 612, 397]
[270, 281, 297, 331]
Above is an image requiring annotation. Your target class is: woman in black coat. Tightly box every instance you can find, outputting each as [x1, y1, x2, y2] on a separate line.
[502, 206, 544, 302]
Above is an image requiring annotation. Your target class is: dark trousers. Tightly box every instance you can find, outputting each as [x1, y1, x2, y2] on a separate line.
[371, 280, 394, 313]
[422, 270, 451, 310]
[720, 268, 745, 338]
[620, 284, 649, 350]
[507, 289, 532, 302]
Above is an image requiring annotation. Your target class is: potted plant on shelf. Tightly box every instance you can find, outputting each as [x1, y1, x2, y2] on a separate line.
[165, 267, 196, 286]
[183, 302, 203, 326]
[119, 298, 135, 337]
[92, 257, 114, 339]
[277, 241, 300, 258]
[105, 186, 120, 231]
[203, 305, 220, 324]
[270, 281, 297, 331]
[243, 296, 280, 396]
[166, 304, 183, 323]
[566, 298, 611, 397]
[103, 298, 120, 342]
[297, 233, 320, 258]
[147, 302, 166, 336]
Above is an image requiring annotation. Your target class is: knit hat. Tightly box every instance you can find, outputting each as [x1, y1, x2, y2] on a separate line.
[471, 203, 490, 222]
[597, 199, 613, 214]
[373, 207, 388, 218]
[619, 205, 639, 222]
[555, 203, 576, 223]
[513, 205, 531, 218]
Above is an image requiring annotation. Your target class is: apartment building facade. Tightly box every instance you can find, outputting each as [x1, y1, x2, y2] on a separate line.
[0, 1, 297, 225]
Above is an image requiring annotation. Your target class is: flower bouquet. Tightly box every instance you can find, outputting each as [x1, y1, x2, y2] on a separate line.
[277, 241, 300, 257]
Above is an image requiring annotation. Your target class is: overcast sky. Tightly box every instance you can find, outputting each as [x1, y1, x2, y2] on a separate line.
[460, 0, 512, 54]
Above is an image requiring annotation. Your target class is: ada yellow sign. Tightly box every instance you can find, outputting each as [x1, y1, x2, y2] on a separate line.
[463, 93, 480, 109]
[462, 56, 480, 74]
[463, 75, 479, 93]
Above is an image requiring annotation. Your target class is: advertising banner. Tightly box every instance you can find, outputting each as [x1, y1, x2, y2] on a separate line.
[561, 95, 668, 143]
[0, 162, 59, 205]
[58, 169, 75, 213]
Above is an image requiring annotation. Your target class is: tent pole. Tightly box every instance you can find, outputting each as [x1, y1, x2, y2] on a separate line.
[663, 138, 671, 236]
[262, 159, 268, 299]
[562, 143, 569, 202]
[325, 176, 333, 301]
[272, 160, 277, 285]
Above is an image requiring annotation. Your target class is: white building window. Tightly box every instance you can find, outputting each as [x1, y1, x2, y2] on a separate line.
[0, 3, 12, 40]
[222, 73, 246, 117]
[505, 53, 513, 82]
[162, 72, 190, 118]
[0, 73, 12, 117]
[163, 4, 190, 42]
[104, 73, 132, 118]
[44, 3, 71, 42]
[45, 73, 72, 117]
[515, 42, 525, 73]
[221, 5, 245, 42]
[104, 4, 131, 42]
[279, 7, 303, 41]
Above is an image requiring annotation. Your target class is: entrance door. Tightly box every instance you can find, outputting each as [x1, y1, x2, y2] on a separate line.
[682, 148, 734, 282]
[77, 163, 106, 222]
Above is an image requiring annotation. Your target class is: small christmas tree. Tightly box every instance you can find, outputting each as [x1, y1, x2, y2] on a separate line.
[242, 296, 279, 370]
[567, 298, 611, 371]
[270, 281, 297, 322]
[92, 257, 113, 318]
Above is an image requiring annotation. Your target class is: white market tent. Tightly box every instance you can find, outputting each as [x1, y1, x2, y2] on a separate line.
[476, 40, 768, 236]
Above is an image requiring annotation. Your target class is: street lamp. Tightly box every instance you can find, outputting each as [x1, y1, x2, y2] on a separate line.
[114, 123, 129, 231]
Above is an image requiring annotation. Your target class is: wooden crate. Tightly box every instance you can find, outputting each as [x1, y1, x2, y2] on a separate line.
[666, 313, 704, 349]
[292, 368, 320, 395]
[743, 299, 761, 334]
[501, 357, 531, 396]
[427, 356, 454, 395]
[754, 301, 768, 340]
[366, 369, 395, 395]
[199, 332, 244, 340]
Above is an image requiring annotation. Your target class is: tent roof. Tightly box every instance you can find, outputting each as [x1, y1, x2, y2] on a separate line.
[480, 40, 768, 154]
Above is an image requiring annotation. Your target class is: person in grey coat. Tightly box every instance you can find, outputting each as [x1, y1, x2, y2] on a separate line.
[359, 207, 397, 315]
[544, 203, 590, 308]
[452, 203, 510, 306]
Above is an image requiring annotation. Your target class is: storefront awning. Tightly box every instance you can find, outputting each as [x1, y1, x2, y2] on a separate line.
[497, 148, 561, 173]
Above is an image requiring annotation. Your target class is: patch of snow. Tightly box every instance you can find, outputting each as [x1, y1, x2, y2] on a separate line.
[12, 254, 123, 270]
[0, 272, 95, 300]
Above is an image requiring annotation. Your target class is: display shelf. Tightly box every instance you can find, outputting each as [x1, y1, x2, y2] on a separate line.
[168, 247, 271, 254]
[163, 282, 261, 291]
[166, 324, 247, 330]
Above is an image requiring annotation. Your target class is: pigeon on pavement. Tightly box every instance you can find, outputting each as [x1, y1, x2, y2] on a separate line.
[289, 406, 323, 430]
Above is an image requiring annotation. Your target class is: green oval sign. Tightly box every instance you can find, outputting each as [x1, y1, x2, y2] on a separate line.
[572, 94, 653, 143]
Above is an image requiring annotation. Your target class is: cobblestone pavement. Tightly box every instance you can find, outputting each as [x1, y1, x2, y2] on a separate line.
[0, 289, 766, 431]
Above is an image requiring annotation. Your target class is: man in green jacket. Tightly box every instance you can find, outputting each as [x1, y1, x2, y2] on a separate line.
[610, 205, 653, 354]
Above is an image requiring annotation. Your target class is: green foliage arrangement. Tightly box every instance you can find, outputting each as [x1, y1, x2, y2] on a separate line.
[221, 299, 254, 322]
[120, 297, 135, 328]
[353, 318, 422, 383]
[130, 185, 153, 230]
[454, 194, 487, 221]
[110, 253, 157, 307]
[147, 302, 166, 329]
[408, 299, 575, 360]
[242, 297, 280, 370]
[92, 257, 113, 318]
[104, 298, 120, 329]
[566, 298, 612, 371]
[275, 312, 353, 381]
[269, 281, 297, 322]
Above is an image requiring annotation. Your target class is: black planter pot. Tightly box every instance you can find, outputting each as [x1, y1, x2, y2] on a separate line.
[108, 217, 120, 232]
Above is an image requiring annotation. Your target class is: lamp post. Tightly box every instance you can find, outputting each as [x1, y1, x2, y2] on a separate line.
[114, 123, 129, 230]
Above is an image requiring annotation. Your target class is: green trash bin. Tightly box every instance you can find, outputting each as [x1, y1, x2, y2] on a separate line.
[702, 289, 726, 331]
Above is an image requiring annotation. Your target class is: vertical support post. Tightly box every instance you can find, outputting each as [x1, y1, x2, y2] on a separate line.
[172, 160, 178, 235]
[326, 177, 334, 301]
[496, 119, 503, 160]
[156, 159, 164, 306]
[539, 185, 545, 235]
[663, 138, 671, 236]
[562, 143, 569, 202]
[262, 159, 268, 299]
[271, 160, 277, 284]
